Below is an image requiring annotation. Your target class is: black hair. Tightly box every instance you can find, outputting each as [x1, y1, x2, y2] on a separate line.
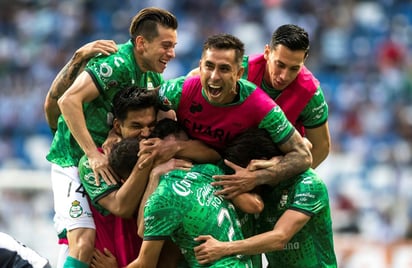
[202, 33, 245, 66]
[223, 128, 282, 168]
[129, 7, 178, 43]
[270, 24, 309, 57]
[149, 118, 182, 139]
[112, 86, 159, 122]
[109, 137, 140, 179]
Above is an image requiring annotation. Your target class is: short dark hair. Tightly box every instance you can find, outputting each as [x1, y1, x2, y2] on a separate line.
[223, 128, 282, 168]
[112, 86, 159, 122]
[270, 24, 310, 58]
[149, 118, 182, 139]
[129, 7, 178, 42]
[202, 33, 245, 66]
[109, 137, 139, 179]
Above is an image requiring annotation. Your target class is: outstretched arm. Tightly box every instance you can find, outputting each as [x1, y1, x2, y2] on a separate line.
[44, 40, 117, 133]
[194, 209, 310, 264]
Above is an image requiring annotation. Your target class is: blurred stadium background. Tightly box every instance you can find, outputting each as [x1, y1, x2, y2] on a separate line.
[0, 0, 412, 267]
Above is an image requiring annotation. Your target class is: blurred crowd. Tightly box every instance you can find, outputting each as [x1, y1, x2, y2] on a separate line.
[1, 0, 412, 245]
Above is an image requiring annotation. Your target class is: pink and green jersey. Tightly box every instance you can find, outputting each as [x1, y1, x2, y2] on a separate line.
[159, 75, 294, 152]
[242, 54, 328, 136]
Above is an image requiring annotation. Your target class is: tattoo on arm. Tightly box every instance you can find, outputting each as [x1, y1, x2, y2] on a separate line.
[50, 55, 87, 99]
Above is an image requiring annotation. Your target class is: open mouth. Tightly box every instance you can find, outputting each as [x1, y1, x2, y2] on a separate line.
[208, 85, 222, 96]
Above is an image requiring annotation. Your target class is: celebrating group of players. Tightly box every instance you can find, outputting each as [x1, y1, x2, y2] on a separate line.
[43, 6, 336, 268]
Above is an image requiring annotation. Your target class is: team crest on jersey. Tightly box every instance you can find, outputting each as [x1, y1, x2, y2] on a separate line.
[278, 190, 288, 209]
[69, 200, 83, 218]
[189, 102, 202, 113]
[147, 78, 155, 90]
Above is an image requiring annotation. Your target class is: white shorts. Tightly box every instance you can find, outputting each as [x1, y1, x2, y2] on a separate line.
[51, 164, 95, 235]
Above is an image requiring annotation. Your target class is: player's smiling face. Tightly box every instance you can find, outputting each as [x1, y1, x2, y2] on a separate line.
[114, 108, 157, 140]
[264, 44, 305, 90]
[139, 25, 177, 73]
[199, 48, 244, 105]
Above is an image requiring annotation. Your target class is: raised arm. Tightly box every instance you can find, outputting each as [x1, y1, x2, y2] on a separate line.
[44, 40, 117, 133]
[58, 71, 117, 185]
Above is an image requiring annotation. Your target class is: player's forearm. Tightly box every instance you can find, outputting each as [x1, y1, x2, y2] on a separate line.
[226, 231, 287, 256]
[231, 193, 264, 214]
[257, 136, 311, 186]
[44, 52, 88, 131]
[110, 165, 152, 218]
[310, 138, 330, 168]
[175, 140, 221, 163]
[58, 95, 97, 156]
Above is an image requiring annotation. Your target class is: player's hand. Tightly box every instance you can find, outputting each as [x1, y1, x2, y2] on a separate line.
[138, 138, 178, 169]
[88, 151, 118, 186]
[212, 159, 257, 199]
[194, 235, 227, 264]
[247, 156, 282, 171]
[90, 248, 118, 268]
[77, 40, 118, 59]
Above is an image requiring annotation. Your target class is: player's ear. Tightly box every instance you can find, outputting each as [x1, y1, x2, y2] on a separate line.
[112, 118, 122, 135]
[134, 36, 145, 51]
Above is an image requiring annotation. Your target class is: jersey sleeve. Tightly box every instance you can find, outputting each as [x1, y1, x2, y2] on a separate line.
[158, 76, 185, 111]
[289, 170, 328, 216]
[143, 190, 183, 240]
[300, 87, 329, 128]
[258, 106, 295, 145]
[78, 155, 120, 215]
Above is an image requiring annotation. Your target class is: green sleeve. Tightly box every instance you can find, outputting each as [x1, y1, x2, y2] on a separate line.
[300, 87, 329, 128]
[78, 155, 120, 215]
[259, 106, 295, 145]
[158, 76, 186, 111]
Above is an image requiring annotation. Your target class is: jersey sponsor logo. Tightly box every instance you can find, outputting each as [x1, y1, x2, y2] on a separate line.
[172, 171, 199, 197]
[283, 241, 300, 250]
[182, 119, 232, 144]
[69, 200, 83, 218]
[197, 185, 224, 209]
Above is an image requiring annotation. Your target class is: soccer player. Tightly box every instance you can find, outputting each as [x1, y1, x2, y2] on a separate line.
[116, 119, 259, 268]
[187, 24, 330, 168]
[44, 40, 118, 134]
[156, 33, 312, 199]
[46, 7, 179, 268]
[242, 24, 330, 168]
[77, 87, 164, 267]
[194, 128, 338, 268]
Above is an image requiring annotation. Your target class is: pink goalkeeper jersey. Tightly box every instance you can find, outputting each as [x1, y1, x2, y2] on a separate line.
[176, 76, 277, 150]
[246, 54, 319, 135]
[91, 204, 142, 267]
